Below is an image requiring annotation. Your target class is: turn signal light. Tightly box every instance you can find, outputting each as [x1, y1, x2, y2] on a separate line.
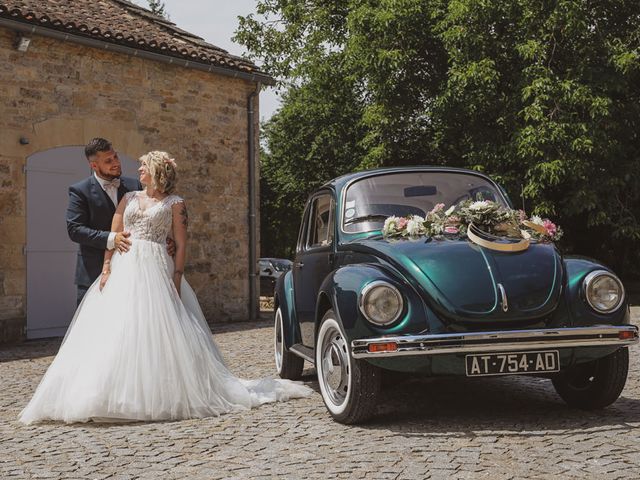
[619, 330, 638, 340]
[368, 342, 398, 353]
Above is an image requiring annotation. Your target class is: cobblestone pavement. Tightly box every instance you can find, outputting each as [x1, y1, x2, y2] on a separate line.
[1, 308, 639, 480]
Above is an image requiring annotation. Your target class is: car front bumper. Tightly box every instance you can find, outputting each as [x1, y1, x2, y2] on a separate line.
[351, 325, 639, 359]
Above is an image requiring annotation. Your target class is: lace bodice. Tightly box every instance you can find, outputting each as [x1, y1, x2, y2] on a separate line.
[123, 191, 184, 243]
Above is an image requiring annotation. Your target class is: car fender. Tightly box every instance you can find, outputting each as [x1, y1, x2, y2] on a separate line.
[274, 270, 302, 349]
[562, 256, 630, 326]
[315, 264, 431, 344]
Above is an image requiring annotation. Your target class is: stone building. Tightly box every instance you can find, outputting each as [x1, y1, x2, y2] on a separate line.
[0, 0, 272, 343]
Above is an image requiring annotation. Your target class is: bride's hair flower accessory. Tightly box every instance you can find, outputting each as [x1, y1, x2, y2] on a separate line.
[165, 157, 177, 169]
[382, 199, 563, 252]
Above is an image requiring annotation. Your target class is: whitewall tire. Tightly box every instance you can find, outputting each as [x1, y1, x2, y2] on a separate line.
[315, 309, 381, 424]
[274, 307, 304, 380]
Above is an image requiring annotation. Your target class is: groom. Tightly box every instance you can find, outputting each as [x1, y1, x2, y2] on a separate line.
[66, 138, 142, 305]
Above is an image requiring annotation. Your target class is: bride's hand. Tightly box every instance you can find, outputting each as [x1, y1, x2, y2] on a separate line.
[99, 271, 110, 291]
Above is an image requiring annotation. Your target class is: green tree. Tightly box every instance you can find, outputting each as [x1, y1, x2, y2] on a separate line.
[259, 54, 368, 258]
[238, 0, 640, 277]
[147, 0, 168, 18]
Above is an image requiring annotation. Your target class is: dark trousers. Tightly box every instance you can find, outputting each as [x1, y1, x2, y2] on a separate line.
[76, 285, 90, 306]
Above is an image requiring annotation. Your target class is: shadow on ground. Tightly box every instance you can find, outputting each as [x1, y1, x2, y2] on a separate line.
[0, 339, 63, 363]
[362, 374, 640, 435]
[0, 320, 273, 362]
[292, 363, 640, 435]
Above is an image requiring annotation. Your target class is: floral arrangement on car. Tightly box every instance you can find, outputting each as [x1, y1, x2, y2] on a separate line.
[382, 200, 562, 252]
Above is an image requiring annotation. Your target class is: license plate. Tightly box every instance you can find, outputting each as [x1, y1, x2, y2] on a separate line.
[465, 350, 560, 377]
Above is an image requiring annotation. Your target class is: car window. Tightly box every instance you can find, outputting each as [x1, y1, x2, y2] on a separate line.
[307, 194, 334, 249]
[343, 171, 506, 233]
[297, 200, 313, 252]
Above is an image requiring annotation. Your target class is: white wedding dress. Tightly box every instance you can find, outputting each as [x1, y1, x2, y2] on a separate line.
[19, 191, 311, 424]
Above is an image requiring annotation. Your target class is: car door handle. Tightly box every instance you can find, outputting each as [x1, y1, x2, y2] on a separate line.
[294, 262, 304, 269]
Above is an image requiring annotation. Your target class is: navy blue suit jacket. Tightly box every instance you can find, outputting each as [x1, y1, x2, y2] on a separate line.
[66, 175, 142, 287]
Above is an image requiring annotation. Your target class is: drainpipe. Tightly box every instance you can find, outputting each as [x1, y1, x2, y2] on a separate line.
[247, 83, 261, 321]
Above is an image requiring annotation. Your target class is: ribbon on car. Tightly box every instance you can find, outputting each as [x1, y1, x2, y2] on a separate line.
[467, 223, 530, 252]
[521, 220, 549, 236]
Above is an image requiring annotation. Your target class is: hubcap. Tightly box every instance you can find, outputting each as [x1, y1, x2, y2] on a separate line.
[320, 324, 350, 407]
[274, 309, 283, 372]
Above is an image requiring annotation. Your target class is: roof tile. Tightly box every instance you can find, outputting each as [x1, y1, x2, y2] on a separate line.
[0, 0, 265, 77]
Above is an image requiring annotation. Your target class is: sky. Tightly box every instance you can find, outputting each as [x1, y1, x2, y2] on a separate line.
[134, 0, 281, 121]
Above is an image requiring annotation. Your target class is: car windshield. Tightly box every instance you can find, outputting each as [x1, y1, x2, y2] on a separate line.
[343, 171, 506, 233]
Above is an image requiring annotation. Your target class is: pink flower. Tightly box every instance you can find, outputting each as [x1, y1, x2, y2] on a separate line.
[429, 203, 445, 215]
[517, 210, 527, 222]
[444, 226, 459, 234]
[543, 219, 557, 237]
[397, 218, 408, 229]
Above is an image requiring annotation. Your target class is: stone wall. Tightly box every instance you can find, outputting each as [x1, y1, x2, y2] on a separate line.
[0, 27, 260, 343]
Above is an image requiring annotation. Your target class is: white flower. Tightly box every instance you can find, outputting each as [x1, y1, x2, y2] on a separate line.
[445, 205, 455, 216]
[520, 229, 532, 240]
[406, 219, 422, 236]
[431, 223, 444, 235]
[468, 200, 491, 211]
[405, 220, 418, 235]
[412, 215, 425, 223]
[530, 215, 544, 226]
[383, 216, 399, 235]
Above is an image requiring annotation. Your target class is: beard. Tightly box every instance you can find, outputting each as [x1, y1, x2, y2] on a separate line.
[94, 165, 122, 180]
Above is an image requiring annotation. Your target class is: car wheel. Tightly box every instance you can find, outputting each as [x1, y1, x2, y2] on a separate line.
[316, 309, 381, 424]
[552, 347, 629, 409]
[274, 307, 304, 380]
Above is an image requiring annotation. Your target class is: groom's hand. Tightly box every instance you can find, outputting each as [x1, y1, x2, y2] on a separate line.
[115, 231, 132, 253]
[166, 238, 176, 257]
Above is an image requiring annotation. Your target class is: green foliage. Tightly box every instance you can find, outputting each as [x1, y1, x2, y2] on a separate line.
[147, 0, 168, 18]
[238, 0, 640, 277]
[259, 54, 367, 258]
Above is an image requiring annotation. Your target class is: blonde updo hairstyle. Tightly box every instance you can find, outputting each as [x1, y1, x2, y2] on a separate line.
[140, 151, 177, 194]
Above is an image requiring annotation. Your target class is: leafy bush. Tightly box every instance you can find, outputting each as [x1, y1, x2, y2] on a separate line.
[237, 0, 640, 277]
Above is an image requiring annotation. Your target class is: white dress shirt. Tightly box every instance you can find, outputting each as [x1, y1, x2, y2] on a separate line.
[94, 172, 118, 250]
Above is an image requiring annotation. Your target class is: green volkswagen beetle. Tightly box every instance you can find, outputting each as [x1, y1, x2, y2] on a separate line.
[273, 167, 638, 424]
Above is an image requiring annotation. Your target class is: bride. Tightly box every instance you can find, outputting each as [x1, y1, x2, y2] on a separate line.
[19, 151, 312, 424]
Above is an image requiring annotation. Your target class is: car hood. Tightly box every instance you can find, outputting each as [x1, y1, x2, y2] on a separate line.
[347, 237, 563, 322]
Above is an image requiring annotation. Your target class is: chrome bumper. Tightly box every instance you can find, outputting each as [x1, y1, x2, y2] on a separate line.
[351, 325, 639, 359]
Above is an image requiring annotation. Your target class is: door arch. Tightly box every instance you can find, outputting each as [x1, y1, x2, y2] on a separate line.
[26, 146, 139, 339]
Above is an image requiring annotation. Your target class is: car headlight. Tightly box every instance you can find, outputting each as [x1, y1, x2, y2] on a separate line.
[583, 270, 625, 313]
[359, 281, 403, 325]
